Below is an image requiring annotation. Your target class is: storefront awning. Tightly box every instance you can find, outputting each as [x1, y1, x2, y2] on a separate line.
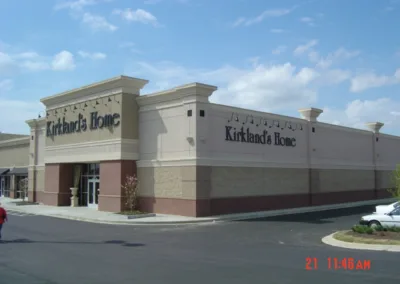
[0, 168, 10, 176]
[7, 167, 28, 176]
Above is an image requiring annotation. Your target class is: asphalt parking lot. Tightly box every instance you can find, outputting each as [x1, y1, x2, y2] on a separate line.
[1, 204, 399, 284]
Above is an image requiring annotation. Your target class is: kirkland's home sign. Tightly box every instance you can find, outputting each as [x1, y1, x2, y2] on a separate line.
[225, 126, 296, 147]
[46, 112, 120, 137]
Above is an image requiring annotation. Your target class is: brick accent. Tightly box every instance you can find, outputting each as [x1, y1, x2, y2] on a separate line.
[43, 163, 74, 206]
[98, 160, 137, 212]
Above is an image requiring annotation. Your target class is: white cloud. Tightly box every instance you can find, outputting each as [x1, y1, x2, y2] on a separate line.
[300, 17, 315, 26]
[78, 51, 107, 60]
[0, 52, 16, 75]
[0, 48, 80, 73]
[113, 8, 159, 26]
[0, 98, 43, 134]
[272, 45, 287, 55]
[127, 60, 335, 112]
[294, 40, 360, 70]
[293, 39, 318, 55]
[13, 52, 40, 59]
[54, 0, 112, 11]
[232, 8, 294, 27]
[52, 51, 76, 71]
[350, 69, 400, 92]
[82, 12, 118, 31]
[309, 48, 360, 69]
[20, 61, 50, 71]
[320, 98, 400, 131]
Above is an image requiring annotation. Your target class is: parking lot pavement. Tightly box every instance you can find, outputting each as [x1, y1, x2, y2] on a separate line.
[1, 204, 399, 284]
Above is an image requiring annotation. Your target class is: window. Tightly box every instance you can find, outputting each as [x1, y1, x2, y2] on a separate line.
[187, 110, 192, 117]
[200, 110, 205, 117]
[391, 207, 400, 216]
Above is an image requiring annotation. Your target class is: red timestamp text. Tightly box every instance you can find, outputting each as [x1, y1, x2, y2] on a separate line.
[305, 257, 371, 271]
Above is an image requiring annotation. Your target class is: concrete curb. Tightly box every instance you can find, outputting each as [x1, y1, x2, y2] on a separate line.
[2, 197, 396, 225]
[321, 232, 400, 252]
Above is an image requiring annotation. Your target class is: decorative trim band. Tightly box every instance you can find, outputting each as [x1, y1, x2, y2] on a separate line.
[45, 138, 139, 164]
[137, 157, 381, 170]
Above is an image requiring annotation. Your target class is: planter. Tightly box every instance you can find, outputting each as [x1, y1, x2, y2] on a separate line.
[70, 187, 79, 207]
[126, 213, 156, 219]
[118, 211, 156, 219]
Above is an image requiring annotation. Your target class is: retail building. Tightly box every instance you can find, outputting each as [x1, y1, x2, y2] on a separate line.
[0, 75, 398, 217]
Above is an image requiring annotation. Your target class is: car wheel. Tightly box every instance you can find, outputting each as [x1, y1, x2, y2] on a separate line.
[369, 220, 381, 228]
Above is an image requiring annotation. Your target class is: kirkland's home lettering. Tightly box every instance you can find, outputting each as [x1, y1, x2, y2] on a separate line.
[225, 126, 296, 147]
[46, 112, 120, 137]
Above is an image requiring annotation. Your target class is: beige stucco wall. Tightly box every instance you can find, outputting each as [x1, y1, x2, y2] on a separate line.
[136, 83, 400, 200]
[0, 138, 29, 168]
[40, 77, 147, 164]
[45, 93, 124, 147]
[210, 167, 309, 198]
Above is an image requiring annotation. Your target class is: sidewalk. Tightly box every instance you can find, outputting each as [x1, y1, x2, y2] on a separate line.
[0, 197, 396, 225]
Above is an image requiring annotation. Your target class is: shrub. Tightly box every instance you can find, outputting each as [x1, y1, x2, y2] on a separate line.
[18, 177, 28, 201]
[388, 164, 400, 200]
[352, 225, 369, 233]
[121, 175, 139, 212]
[352, 225, 375, 234]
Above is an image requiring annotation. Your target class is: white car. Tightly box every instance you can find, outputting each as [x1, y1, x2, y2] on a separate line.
[360, 207, 400, 228]
[374, 201, 400, 214]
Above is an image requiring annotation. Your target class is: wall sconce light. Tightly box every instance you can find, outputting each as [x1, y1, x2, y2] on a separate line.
[46, 112, 49, 117]
[96, 101, 99, 105]
[64, 108, 67, 112]
[243, 115, 254, 125]
[108, 97, 112, 102]
[74, 106, 77, 110]
[228, 113, 239, 123]
[55, 110, 58, 114]
[186, 136, 195, 146]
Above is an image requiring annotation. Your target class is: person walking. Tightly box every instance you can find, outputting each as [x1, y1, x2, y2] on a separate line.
[0, 202, 8, 241]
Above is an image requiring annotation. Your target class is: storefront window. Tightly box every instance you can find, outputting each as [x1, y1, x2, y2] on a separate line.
[86, 163, 100, 176]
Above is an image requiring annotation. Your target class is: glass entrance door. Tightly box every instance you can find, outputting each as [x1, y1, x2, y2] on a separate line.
[87, 178, 99, 209]
[0, 177, 4, 197]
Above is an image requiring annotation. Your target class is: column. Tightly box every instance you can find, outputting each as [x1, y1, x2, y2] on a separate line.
[9, 175, 16, 198]
[298, 107, 324, 206]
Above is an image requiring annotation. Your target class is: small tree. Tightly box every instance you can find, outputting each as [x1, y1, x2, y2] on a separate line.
[121, 175, 139, 212]
[388, 164, 400, 200]
[19, 177, 29, 202]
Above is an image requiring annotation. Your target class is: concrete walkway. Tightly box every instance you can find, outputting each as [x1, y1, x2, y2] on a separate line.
[0, 197, 396, 225]
[322, 232, 400, 252]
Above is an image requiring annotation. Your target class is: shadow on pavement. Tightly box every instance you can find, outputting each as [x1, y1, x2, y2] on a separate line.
[0, 239, 144, 247]
[237, 205, 376, 223]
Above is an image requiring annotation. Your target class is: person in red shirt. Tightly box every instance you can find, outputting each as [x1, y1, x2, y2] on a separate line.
[0, 203, 8, 241]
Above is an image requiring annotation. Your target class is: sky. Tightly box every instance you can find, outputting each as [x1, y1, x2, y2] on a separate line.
[1, 0, 400, 135]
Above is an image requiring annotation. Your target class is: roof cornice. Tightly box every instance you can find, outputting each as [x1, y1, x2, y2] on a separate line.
[41, 76, 149, 110]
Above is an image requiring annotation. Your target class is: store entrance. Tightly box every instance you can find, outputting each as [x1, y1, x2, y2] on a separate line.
[87, 177, 99, 209]
[79, 163, 100, 209]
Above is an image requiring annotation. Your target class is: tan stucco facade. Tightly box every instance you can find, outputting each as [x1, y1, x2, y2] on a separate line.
[0, 75, 399, 217]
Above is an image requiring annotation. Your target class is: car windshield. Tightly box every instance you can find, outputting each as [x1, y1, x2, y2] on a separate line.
[394, 202, 400, 208]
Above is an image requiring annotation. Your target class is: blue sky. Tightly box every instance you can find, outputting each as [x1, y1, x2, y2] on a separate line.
[1, 0, 400, 134]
